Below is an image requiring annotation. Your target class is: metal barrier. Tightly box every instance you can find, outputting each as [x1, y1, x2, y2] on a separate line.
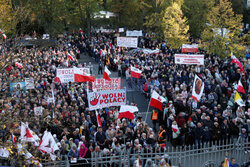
[1, 139, 248, 167]
[70, 139, 249, 167]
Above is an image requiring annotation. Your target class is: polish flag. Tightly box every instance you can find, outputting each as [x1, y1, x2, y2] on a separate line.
[104, 66, 111, 81]
[68, 53, 74, 61]
[2, 34, 6, 41]
[149, 90, 166, 111]
[39, 131, 59, 154]
[231, 52, 245, 73]
[182, 44, 198, 53]
[118, 105, 139, 120]
[96, 110, 102, 127]
[131, 66, 142, 79]
[172, 124, 179, 133]
[237, 80, 245, 94]
[20, 122, 39, 145]
[74, 68, 95, 82]
[12, 134, 17, 144]
[34, 30, 37, 37]
[15, 62, 23, 69]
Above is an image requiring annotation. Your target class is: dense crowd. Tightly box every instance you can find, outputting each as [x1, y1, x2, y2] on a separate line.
[0, 32, 249, 166]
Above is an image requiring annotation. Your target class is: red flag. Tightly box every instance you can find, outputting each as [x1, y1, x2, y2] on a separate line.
[96, 110, 102, 127]
[34, 30, 37, 37]
[149, 90, 166, 111]
[104, 66, 111, 81]
[231, 53, 245, 73]
[237, 80, 245, 94]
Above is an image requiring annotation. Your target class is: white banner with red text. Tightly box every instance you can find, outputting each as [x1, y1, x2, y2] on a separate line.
[126, 30, 142, 37]
[56, 68, 90, 83]
[87, 89, 126, 110]
[87, 78, 122, 91]
[174, 54, 204, 65]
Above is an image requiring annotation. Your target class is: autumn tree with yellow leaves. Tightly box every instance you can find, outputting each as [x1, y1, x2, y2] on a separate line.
[201, 0, 245, 57]
[162, 1, 189, 49]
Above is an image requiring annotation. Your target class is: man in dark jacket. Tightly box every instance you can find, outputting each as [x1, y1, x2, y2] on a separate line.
[96, 127, 107, 149]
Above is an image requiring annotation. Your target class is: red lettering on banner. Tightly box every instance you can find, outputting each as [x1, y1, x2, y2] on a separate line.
[102, 94, 109, 99]
[104, 99, 109, 103]
[118, 93, 122, 97]
[109, 93, 113, 98]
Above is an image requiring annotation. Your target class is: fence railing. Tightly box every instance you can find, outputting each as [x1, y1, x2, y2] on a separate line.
[71, 138, 249, 167]
[1, 139, 248, 167]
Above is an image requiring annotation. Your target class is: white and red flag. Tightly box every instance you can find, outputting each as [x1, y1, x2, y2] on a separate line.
[231, 52, 245, 74]
[12, 134, 17, 144]
[118, 105, 139, 120]
[15, 62, 23, 69]
[237, 80, 245, 94]
[20, 122, 39, 145]
[74, 68, 95, 82]
[68, 53, 75, 61]
[38, 131, 59, 161]
[149, 90, 166, 111]
[34, 31, 37, 37]
[104, 66, 111, 81]
[192, 75, 204, 102]
[182, 44, 198, 53]
[131, 66, 142, 78]
[96, 110, 102, 127]
[2, 34, 6, 41]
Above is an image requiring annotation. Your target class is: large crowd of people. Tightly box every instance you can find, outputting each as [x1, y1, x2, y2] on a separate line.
[0, 31, 249, 166]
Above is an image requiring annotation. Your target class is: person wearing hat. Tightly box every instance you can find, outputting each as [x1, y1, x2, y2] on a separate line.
[66, 138, 76, 151]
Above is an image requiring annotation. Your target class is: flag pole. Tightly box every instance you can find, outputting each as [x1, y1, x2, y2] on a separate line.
[144, 93, 152, 124]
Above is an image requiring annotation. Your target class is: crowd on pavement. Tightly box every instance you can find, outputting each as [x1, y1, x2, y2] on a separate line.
[0, 31, 249, 166]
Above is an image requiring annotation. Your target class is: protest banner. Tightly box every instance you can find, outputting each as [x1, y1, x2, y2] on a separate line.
[10, 82, 26, 96]
[34, 106, 43, 116]
[25, 78, 35, 89]
[87, 78, 122, 91]
[126, 30, 142, 37]
[56, 68, 90, 83]
[117, 37, 138, 48]
[87, 89, 126, 110]
[174, 54, 204, 65]
[182, 44, 199, 53]
[119, 28, 124, 32]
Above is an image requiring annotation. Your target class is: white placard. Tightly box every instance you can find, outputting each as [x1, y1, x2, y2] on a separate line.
[87, 89, 126, 110]
[42, 34, 50, 39]
[88, 78, 122, 91]
[25, 78, 35, 89]
[117, 37, 138, 48]
[34, 106, 43, 116]
[174, 54, 204, 65]
[119, 28, 124, 32]
[56, 68, 90, 83]
[126, 30, 142, 37]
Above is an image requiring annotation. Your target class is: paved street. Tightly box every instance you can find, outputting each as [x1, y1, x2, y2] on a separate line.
[79, 54, 153, 128]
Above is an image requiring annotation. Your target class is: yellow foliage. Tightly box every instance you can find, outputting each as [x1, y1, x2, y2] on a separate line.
[162, 2, 189, 49]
